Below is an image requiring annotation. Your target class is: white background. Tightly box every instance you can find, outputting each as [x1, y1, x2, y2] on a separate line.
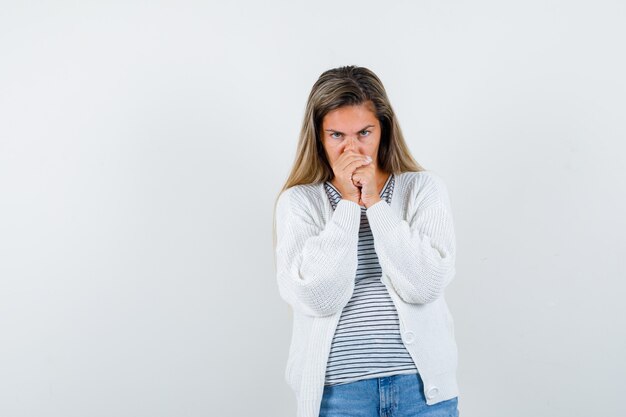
[1, 1, 625, 416]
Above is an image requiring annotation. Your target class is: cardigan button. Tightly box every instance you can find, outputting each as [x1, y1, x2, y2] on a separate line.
[426, 386, 439, 399]
[402, 331, 415, 344]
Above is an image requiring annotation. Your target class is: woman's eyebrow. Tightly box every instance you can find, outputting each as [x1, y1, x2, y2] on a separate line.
[324, 124, 375, 134]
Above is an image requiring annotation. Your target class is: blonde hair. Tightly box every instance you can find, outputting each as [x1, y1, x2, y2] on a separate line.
[272, 65, 425, 264]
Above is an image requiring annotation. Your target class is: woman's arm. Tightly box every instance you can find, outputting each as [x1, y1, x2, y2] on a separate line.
[366, 175, 456, 304]
[275, 188, 362, 317]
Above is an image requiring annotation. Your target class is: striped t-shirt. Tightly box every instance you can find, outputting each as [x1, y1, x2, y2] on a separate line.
[323, 173, 419, 386]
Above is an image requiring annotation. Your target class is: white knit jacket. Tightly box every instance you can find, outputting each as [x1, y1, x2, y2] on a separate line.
[275, 170, 459, 417]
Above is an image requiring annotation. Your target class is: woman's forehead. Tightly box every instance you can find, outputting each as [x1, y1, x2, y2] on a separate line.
[322, 104, 378, 129]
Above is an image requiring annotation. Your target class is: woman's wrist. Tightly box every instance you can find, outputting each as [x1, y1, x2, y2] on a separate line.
[342, 197, 361, 206]
[364, 196, 382, 209]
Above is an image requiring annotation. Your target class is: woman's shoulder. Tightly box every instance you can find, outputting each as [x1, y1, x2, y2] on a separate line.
[276, 182, 324, 213]
[280, 182, 321, 200]
[398, 170, 452, 209]
[398, 170, 448, 192]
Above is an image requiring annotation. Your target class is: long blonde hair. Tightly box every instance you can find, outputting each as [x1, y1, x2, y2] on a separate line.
[272, 65, 425, 263]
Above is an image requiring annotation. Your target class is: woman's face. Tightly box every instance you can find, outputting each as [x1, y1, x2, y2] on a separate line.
[320, 102, 382, 171]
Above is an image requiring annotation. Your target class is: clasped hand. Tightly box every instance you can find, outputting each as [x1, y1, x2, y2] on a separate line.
[331, 148, 382, 208]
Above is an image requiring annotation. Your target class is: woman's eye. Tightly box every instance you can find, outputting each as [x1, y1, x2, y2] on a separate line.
[360, 130, 371, 137]
[330, 132, 342, 139]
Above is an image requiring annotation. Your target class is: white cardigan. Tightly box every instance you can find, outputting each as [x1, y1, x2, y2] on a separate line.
[275, 170, 459, 417]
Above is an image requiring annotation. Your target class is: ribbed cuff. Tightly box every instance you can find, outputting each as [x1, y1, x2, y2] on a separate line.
[333, 199, 362, 227]
[365, 199, 401, 237]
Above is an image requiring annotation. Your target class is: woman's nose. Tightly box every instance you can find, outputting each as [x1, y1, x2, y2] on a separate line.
[344, 136, 359, 151]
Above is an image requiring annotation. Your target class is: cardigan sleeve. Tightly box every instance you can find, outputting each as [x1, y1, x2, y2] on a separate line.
[275, 188, 362, 317]
[365, 175, 456, 304]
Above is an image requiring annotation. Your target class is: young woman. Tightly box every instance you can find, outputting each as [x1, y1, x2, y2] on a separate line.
[273, 66, 459, 417]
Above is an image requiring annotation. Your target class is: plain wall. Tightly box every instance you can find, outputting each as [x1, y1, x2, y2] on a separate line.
[1, 1, 625, 416]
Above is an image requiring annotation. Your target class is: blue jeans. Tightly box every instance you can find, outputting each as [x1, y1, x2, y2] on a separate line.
[319, 373, 459, 417]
